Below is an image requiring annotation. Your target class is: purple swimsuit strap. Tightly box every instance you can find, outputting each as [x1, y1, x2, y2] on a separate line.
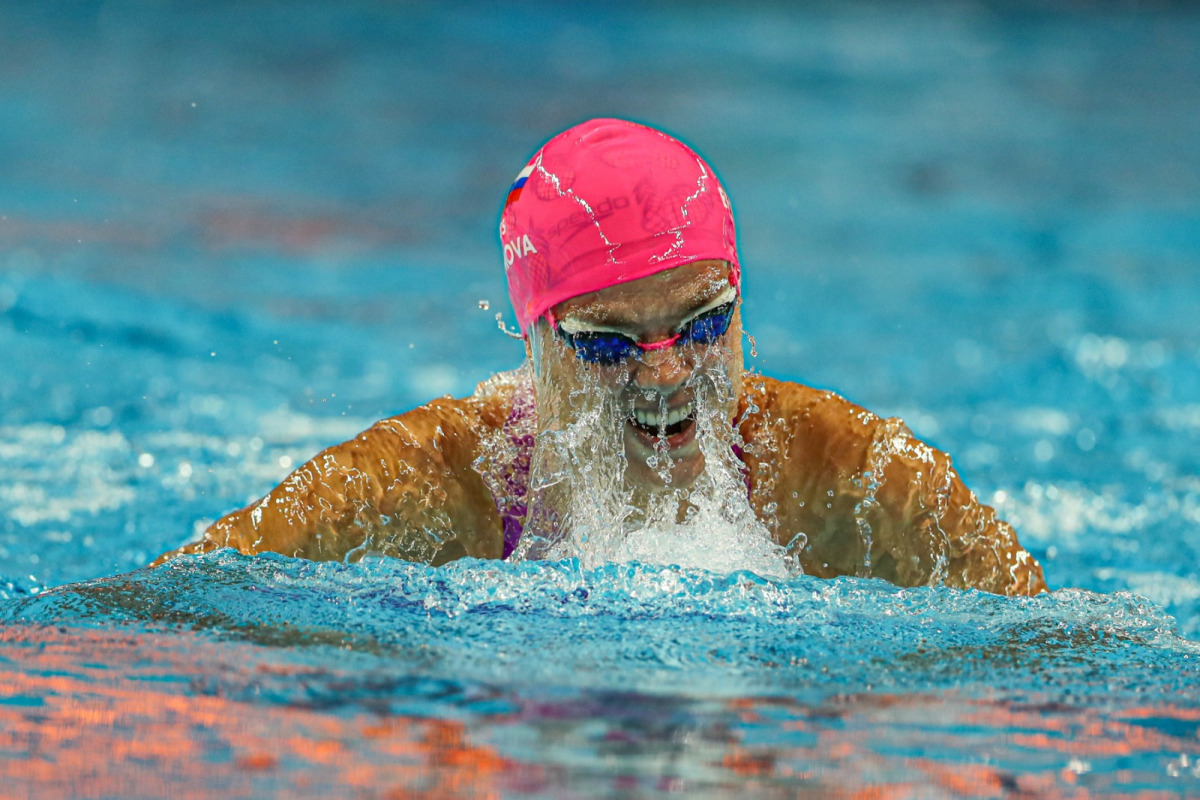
[497, 391, 535, 559]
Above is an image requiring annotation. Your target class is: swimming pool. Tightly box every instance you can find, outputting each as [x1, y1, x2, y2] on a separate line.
[3, 1, 1199, 796]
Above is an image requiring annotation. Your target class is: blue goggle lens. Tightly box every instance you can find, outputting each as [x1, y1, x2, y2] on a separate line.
[569, 333, 641, 364]
[559, 303, 734, 365]
[682, 302, 734, 345]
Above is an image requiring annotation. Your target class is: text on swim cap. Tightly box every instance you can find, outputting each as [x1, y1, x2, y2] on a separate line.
[504, 235, 538, 266]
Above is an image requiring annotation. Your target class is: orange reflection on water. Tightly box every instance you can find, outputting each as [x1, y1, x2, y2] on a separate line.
[3, 624, 1197, 798]
[711, 690, 1200, 799]
[0, 624, 531, 799]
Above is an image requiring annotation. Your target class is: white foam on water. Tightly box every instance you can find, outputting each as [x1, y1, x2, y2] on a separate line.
[0, 425, 136, 526]
[1099, 570, 1200, 608]
[1000, 479, 1197, 551]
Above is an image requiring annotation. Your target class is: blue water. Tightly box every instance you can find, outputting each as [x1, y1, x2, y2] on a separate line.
[3, 1, 1200, 796]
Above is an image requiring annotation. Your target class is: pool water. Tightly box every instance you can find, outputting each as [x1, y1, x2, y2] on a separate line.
[3, 1, 1199, 796]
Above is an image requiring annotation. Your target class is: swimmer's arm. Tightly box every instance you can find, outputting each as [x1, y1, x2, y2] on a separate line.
[745, 378, 1046, 596]
[860, 423, 1048, 596]
[152, 396, 506, 566]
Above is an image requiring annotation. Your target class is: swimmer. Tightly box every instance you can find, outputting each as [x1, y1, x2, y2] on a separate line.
[155, 119, 1047, 595]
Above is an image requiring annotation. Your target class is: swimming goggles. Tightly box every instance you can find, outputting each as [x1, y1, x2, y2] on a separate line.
[548, 287, 737, 366]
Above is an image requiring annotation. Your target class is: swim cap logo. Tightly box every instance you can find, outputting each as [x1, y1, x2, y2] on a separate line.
[635, 180, 712, 233]
[533, 164, 575, 201]
[503, 234, 538, 268]
[547, 195, 629, 242]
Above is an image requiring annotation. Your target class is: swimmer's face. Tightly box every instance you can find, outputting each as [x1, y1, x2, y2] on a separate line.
[530, 259, 744, 492]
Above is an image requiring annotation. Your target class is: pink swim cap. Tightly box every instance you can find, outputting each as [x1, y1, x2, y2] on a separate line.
[500, 118, 740, 334]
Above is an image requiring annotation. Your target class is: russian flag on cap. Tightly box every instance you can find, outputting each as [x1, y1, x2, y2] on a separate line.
[505, 164, 534, 207]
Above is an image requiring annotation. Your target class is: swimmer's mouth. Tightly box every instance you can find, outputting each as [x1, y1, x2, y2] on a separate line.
[630, 403, 696, 439]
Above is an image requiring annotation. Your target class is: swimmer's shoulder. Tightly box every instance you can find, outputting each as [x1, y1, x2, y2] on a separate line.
[362, 364, 531, 456]
[467, 363, 534, 428]
[738, 373, 884, 450]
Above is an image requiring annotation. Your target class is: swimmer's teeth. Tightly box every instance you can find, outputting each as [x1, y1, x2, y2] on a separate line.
[633, 402, 693, 432]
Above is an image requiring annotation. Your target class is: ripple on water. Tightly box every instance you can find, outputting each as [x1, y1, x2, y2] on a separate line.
[3, 551, 1196, 704]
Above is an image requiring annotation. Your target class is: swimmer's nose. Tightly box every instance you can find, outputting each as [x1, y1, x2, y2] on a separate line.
[632, 346, 692, 393]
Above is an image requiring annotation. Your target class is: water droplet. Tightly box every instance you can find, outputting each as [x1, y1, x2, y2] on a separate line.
[495, 313, 523, 339]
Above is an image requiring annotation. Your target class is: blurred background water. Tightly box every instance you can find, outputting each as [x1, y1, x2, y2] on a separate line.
[2, 1, 1199, 796]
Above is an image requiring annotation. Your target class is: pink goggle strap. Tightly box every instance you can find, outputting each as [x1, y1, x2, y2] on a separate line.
[637, 334, 682, 351]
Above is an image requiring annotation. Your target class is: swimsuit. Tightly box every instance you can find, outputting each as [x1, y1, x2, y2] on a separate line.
[487, 383, 535, 559]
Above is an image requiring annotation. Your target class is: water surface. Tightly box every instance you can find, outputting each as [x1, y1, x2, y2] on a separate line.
[2, 1, 1199, 796]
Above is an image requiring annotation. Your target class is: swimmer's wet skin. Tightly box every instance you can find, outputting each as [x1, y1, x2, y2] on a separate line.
[155, 118, 1047, 596]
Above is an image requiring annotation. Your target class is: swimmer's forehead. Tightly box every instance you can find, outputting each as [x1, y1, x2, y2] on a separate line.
[554, 260, 735, 331]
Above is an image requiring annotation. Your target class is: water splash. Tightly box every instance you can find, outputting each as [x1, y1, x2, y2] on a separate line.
[487, 334, 790, 578]
[4, 551, 1196, 700]
[855, 416, 951, 583]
